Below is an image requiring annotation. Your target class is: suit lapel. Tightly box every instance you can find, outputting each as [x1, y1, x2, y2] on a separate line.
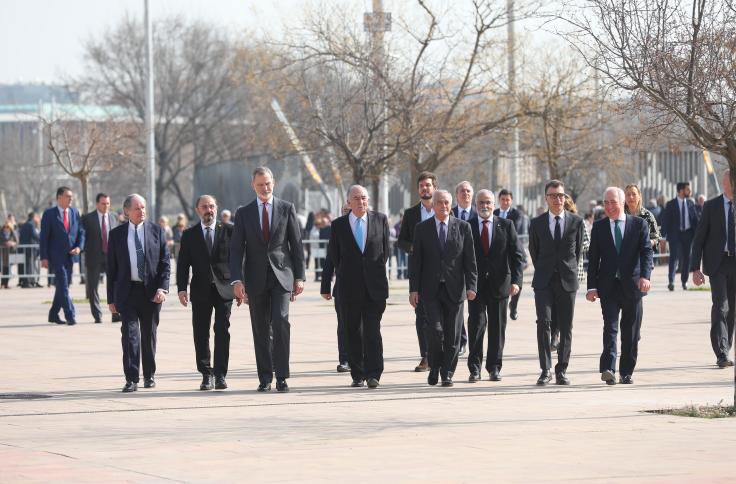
[717, 195, 727, 241]
[490, 216, 504, 252]
[248, 201, 265, 244]
[269, 198, 280, 239]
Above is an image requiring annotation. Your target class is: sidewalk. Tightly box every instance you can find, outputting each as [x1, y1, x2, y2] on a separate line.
[1, 266, 734, 482]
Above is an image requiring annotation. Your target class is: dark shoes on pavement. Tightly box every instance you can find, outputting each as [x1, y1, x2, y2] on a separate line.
[415, 357, 429, 372]
[489, 368, 502, 381]
[468, 372, 481, 383]
[336, 362, 351, 373]
[351, 379, 365, 387]
[601, 370, 616, 385]
[536, 370, 552, 386]
[717, 357, 734, 368]
[215, 376, 227, 390]
[428, 368, 440, 386]
[257, 382, 271, 392]
[122, 381, 137, 393]
[619, 375, 634, 384]
[144, 378, 155, 388]
[200, 375, 214, 391]
[367, 378, 379, 389]
[555, 372, 570, 385]
[276, 378, 289, 392]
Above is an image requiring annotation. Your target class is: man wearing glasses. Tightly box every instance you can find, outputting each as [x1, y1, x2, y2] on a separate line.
[528, 180, 585, 385]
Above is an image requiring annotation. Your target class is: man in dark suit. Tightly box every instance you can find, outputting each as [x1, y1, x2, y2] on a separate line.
[230, 166, 306, 392]
[18, 212, 41, 288]
[493, 189, 528, 321]
[528, 180, 584, 385]
[467, 189, 524, 382]
[177, 195, 235, 390]
[410, 190, 477, 387]
[107, 194, 170, 392]
[587, 187, 653, 385]
[451, 180, 476, 355]
[398, 171, 438, 372]
[691, 170, 736, 368]
[81, 193, 119, 324]
[40, 186, 85, 325]
[327, 185, 390, 388]
[321, 203, 352, 373]
[661, 181, 699, 290]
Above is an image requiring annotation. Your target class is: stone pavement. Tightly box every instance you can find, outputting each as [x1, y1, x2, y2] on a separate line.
[1, 266, 735, 483]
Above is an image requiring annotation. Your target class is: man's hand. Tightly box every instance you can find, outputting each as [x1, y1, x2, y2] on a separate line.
[692, 270, 706, 286]
[178, 291, 188, 307]
[69, 247, 81, 256]
[509, 284, 520, 297]
[409, 292, 419, 308]
[586, 289, 598, 302]
[638, 277, 651, 293]
[233, 281, 247, 300]
[108, 303, 117, 313]
[321, 293, 332, 300]
[152, 290, 166, 304]
[294, 280, 305, 296]
[41, 259, 48, 269]
[467, 290, 477, 301]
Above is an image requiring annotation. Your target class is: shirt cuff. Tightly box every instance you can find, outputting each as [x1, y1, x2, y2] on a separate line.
[586, 288, 597, 293]
[157, 288, 168, 295]
[230, 280, 242, 286]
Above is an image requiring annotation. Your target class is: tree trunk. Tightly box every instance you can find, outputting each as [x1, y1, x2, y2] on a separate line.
[78, 174, 90, 215]
[409, 159, 420, 205]
[371, 178, 380, 210]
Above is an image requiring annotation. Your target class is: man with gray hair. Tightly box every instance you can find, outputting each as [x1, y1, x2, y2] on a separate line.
[587, 187, 653, 385]
[107, 194, 171, 392]
[410, 190, 477, 387]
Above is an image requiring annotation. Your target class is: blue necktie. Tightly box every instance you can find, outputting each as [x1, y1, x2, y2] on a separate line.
[134, 224, 145, 279]
[439, 221, 447, 251]
[355, 218, 364, 253]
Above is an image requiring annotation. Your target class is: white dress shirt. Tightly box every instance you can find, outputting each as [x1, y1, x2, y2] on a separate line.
[201, 220, 216, 247]
[420, 204, 435, 221]
[723, 195, 732, 252]
[608, 212, 627, 241]
[349, 212, 368, 251]
[257, 197, 274, 231]
[127, 222, 145, 282]
[477, 216, 493, 251]
[548, 210, 566, 238]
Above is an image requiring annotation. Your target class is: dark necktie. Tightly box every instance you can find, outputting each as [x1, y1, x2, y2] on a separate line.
[728, 201, 735, 255]
[205, 226, 213, 254]
[101, 215, 108, 253]
[461, 210, 467, 221]
[439, 221, 447, 251]
[681, 199, 686, 231]
[262, 202, 270, 243]
[134, 224, 145, 279]
[614, 219, 623, 254]
[481, 220, 490, 256]
[554, 215, 561, 242]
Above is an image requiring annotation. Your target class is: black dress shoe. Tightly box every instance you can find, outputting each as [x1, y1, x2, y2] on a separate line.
[257, 382, 271, 392]
[555, 372, 570, 385]
[441, 378, 453, 387]
[350, 379, 364, 387]
[366, 378, 379, 389]
[489, 369, 502, 382]
[122, 381, 137, 392]
[468, 372, 481, 383]
[94, 318, 102, 324]
[336, 362, 351, 373]
[276, 378, 289, 392]
[215, 376, 227, 389]
[682, 283, 688, 291]
[667, 283, 675, 291]
[510, 310, 518, 320]
[49, 317, 66, 324]
[619, 375, 634, 384]
[200, 375, 214, 391]
[428, 368, 439, 386]
[601, 370, 616, 385]
[66, 319, 77, 326]
[143, 378, 155, 388]
[536, 370, 552, 385]
[717, 357, 734, 368]
[111, 313, 122, 323]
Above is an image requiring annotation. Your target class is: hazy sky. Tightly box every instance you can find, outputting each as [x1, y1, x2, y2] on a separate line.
[0, 0, 310, 83]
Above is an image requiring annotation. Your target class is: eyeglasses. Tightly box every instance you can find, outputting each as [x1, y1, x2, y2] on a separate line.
[545, 193, 566, 200]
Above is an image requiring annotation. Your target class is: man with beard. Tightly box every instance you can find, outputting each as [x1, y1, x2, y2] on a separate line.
[398, 171, 438, 372]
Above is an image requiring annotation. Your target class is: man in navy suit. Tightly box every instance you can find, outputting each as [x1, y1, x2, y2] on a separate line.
[40, 186, 85, 325]
[587, 187, 653, 385]
[451, 180, 476, 355]
[661, 181, 699, 290]
[107, 194, 170, 392]
[493, 188, 528, 321]
[19, 212, 41, 288]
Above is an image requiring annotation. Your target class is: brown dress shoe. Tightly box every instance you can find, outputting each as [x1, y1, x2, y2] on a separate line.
[414, 357, 429, 372]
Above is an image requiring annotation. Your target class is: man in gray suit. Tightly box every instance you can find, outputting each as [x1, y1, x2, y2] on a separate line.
[230, 166, 306, 392]
[410, 190, 477, 387]
[81, 193, 119, 323]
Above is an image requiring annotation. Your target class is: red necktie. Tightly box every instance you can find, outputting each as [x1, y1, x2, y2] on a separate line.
[262, 203, 270, 243]
[481, 220, 490, 256]
[63, 209, 70, 233]
[101, 215, 108, 253]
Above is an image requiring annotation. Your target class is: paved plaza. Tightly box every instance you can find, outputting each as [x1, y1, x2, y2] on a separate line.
[1, 265, 735, 482]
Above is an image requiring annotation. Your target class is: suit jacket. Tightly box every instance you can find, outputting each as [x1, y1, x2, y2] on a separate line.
[39, 206, 85, 267]
[528, 211, 584, 292]
[691, 194, 730, 276]
[328, 211, 390, 302]
[661, 197, 699, 241]
[320, 247, 337, 298]
[409, 216, 478, 303]
[493, 207, 523, 234]
[177, 221, 234, 302]
[81, 211, 117, 268]
[397, 202, 424, 254]
[106, 221, 171, 306]
[587, 215, 653, 299]
[19, 220, 40, 245]
[452, 205, 478, 222]
[469, 215, 524, 298]
[229, 197, 305, 295]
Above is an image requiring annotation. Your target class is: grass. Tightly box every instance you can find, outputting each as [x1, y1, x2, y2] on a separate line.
[647, 403, 736, 418]
[687, 286, 712, 292]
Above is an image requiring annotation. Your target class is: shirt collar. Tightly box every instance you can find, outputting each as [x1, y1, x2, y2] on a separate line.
[609, 212, 626, 223]
[435, 215, 450, 225]
[349, 211, 367, 224]
[201, 220, 216, 230]
[258, 197, 274, 207]
[548, 210, 564, 222]
[457, 204, 471, 212]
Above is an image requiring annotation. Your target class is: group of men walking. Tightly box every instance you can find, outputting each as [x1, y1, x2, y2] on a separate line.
[37, 166, 735, 393]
